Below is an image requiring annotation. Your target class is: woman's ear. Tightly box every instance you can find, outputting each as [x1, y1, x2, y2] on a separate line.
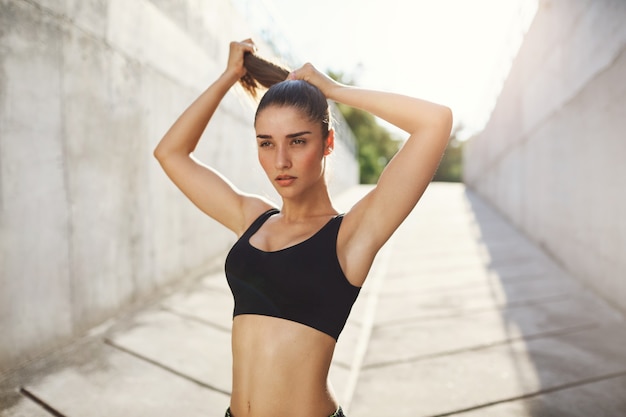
[324, 129, 335, 156]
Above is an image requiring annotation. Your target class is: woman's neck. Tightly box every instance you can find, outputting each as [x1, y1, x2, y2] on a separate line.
[279, 186, 337, 223]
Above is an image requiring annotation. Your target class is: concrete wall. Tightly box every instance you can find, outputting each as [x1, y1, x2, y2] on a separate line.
[0, 0, 358, 374]
[463, 0, 626, 313]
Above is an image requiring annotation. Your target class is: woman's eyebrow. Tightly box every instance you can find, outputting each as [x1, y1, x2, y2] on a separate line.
[286, 131, 312, 138]
[256, 131, 312, 139]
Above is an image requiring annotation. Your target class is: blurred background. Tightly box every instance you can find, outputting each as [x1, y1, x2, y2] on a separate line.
[1, 0, 625, 411]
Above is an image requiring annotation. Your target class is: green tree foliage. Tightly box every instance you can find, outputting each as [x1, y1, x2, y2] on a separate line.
[335, 102, 401, 184]
[432, 125, 464, 182]
[328, 70, 401, 184]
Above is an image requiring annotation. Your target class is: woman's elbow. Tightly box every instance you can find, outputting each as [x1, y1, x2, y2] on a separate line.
[153, 142, 183, 163]
[438, 105, 453, 133]
[153, 144, 168, 163]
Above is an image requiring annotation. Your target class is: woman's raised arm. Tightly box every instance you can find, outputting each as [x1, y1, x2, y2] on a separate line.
[289, 63, 453, 285]
[154, 40, 272, 235]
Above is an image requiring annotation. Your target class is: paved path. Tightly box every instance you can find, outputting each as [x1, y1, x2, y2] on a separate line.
[2, 183, 625, 416]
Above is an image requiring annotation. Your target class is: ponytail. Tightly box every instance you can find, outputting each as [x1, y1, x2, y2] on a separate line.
[239, 53, 290, 98]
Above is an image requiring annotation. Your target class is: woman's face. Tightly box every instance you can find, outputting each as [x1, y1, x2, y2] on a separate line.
[255, 105, 332, 199]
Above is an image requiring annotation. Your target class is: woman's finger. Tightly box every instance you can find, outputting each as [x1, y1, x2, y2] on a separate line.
[239, 38, 257, 53]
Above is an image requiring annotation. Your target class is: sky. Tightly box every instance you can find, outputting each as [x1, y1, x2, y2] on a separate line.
[238, 0, 538, 140]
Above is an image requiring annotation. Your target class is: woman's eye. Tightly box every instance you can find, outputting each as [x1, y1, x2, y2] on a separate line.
[292, 139, 306, 145]
[259, 141, 272, 148]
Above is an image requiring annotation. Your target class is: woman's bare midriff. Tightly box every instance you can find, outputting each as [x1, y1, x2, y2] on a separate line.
[229, 315, 339, 417]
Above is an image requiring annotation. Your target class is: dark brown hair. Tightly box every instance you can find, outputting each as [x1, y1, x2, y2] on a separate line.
[240, 53, 332, 139]
[239, 53, 290, 98]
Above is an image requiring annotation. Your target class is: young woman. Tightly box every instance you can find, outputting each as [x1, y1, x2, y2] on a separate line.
[154, 39, 452, 417]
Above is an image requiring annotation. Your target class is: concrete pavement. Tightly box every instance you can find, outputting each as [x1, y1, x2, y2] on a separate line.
[2, 183, 625, 416]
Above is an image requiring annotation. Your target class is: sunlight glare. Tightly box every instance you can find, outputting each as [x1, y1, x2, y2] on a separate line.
[260, 0, 538, 139]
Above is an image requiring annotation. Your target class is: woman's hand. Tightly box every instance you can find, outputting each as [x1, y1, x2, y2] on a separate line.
[287, 63, 342, 98]
[225, 39, 257, 79]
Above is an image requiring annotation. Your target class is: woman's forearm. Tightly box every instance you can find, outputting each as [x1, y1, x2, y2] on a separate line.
[327, 84, 451, 135]
[154, 70, 240, 160]
[287, 63, 451, 135]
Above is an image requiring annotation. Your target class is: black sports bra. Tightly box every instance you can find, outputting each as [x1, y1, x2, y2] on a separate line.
[225, 209, 361, 340]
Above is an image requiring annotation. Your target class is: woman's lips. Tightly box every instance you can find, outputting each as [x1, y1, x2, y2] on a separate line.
[275, 175, 296, 186]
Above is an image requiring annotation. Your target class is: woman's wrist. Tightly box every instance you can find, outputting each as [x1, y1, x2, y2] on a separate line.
[220, 68, 242, 86]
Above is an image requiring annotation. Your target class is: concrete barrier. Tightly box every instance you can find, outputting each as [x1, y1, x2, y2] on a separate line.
[463, 0, 626, 314]
[0, 0, 358, 374]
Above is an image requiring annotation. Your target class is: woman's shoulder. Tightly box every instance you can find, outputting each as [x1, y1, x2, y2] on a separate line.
[238, 196, 278, 237]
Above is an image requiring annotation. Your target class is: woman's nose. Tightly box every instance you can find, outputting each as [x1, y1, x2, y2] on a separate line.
[275, 146, 292, 169]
